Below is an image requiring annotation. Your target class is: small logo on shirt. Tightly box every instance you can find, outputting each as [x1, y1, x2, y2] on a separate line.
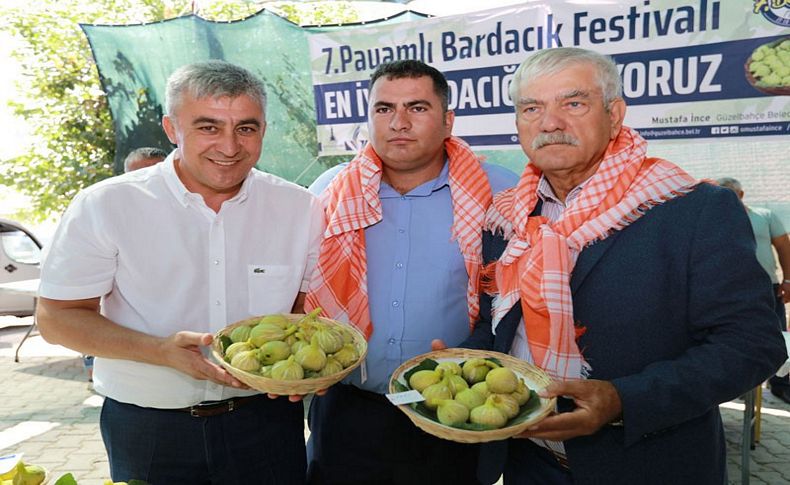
[253, 268, 266, 274]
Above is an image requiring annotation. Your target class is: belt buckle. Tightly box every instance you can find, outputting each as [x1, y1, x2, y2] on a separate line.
[188, 399, 235, 417]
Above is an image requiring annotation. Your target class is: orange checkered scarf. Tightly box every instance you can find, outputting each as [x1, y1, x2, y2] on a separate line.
[484, 127, 699, 380]
[306, 136, 493, 340]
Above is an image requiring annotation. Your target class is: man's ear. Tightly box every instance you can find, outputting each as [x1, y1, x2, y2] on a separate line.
[162, 115, 178, 145]
[443, 110, 455, 139]
[608, 98, 626, 139]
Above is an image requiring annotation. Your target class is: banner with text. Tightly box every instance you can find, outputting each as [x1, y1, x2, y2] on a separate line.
[309, 1, 790, 155]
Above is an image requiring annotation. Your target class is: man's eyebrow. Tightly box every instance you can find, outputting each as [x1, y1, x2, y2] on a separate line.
[372, 100, 433, 108]
[237, 118, 262, 127]
[191, 117, 261, 127]
[557, 89, 592, 100]
[404, 99, 432, 108]
[192, 116, 222, 125]
[517, 90, 594, 106]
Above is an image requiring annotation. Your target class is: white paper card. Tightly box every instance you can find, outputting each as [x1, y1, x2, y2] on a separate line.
[385, 390, 425, 405]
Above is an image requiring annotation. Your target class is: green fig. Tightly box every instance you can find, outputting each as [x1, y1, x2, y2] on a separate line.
[291, 339, 309, 355]
[336, 325, 355, 344]
[229, 325, 252, 343]
[249, 322, 286, 346]
[271, 355, 304, 380]
[422, 380, 453, 410]
[454, 387, 486, 411]
[437, 399, 470, 426]
[511, 379, 531, 406]
[224, 341, 254, 362]
[258, 340, 292, 365]
[436, 361, 462, 376]
[258, 313, 290, 329]
[409, 369, 441, 392]
[230, 350, 261, 372]
[470, 396, 508, 428]
[486, 367, 519, 394]
[318, 356, 344, 377]
[315, 325, 344, 353]
[295, 335, 327, 371]
[12, 462, 46, 485]
[471, 381, 490, 397]
[332, 343, 360, 368]
[462, 358, 495, 384]
[490, 393, 520, 419]
[446, 373, 469, 396]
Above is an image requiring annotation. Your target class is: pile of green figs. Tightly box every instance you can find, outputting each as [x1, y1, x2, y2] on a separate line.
[405, 359, 536, 429]
[749, 39, 790, 88]
[220, 309, 360, 380]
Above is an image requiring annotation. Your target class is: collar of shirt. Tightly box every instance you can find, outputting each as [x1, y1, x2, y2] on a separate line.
[161, 151, 253, 208]
[379, 158, 450, 198]
[536, 174, 589, 223]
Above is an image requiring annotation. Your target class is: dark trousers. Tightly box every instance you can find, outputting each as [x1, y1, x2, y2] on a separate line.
[306, 383, 481, 485]
[503, 439, 574, 485]
[769, 283, 789, 391]
[100, 395, 306, 485]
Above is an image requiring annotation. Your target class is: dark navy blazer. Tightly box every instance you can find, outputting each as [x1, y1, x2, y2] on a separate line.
[465, 183, 787, 485]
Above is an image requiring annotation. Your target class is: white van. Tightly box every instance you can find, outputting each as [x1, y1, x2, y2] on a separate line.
[0, 218, 42, 316]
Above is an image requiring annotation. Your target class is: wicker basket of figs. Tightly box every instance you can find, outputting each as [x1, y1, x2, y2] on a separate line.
[388, 348, 555, 443]
[212, 309, 367, 395]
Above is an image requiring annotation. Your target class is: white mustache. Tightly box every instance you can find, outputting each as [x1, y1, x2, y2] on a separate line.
[531, 132, 580, 150]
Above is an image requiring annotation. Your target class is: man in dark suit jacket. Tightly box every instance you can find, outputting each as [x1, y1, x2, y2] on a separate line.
[459, 47, 787, 484]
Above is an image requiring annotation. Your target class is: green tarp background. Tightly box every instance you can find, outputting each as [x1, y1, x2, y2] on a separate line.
[82, 9, 433, 184]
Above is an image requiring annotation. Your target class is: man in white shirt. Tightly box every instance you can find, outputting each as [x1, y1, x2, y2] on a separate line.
[37, 60, 323, 484]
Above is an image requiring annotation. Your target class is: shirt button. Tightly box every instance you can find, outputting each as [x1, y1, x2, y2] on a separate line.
[400, 196, 406, 201]
[213, 260, 220, 265]
[395, 262, 403, 269]
[215, 300, 221, 306]
[398, 229, 405, 234]
[388, 338, 396, 344]
[392, 300, 399, 307]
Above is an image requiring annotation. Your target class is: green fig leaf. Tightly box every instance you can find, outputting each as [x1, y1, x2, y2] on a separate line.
[402, 358, 439, 384]
[219, 335, 233, 353]
[53, 474, 79, 485]
[392, 380, 409, 393]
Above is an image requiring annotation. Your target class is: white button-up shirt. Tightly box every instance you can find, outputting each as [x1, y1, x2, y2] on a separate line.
[39, 154, 324, 408]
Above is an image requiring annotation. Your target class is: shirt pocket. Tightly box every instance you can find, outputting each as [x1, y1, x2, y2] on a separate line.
[247, 264, 301, 315]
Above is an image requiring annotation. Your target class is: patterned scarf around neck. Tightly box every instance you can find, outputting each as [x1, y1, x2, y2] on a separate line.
[306, 136, 493, 340]
[484, 127, 699, 380]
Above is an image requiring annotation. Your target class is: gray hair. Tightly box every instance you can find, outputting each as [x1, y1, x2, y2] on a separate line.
[165, 60, 267, 116]
[509, 47, 623, 109]
[124, 147, 168, 172]
[716, 177, 742, 192]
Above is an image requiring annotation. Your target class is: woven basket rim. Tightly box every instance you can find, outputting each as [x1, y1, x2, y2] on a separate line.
[211, 313, 367, 395]
[388, 348, 555, 443]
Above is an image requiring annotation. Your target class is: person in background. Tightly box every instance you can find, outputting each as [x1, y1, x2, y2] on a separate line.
[304, 59, 519, 485]
[463, 47, 787, 484]
[718, 176, 790, 403]
[123, 146, 168, 173]
[81, 146, 171, 383]
[36, 60, 323, 484]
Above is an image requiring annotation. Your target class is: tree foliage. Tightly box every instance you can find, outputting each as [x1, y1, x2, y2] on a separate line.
[0, 0, 357, 221]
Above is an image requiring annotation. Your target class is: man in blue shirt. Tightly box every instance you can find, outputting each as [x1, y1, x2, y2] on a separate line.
[305, 60, 518, 485]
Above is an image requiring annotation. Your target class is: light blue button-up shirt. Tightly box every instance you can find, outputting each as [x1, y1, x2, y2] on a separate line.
[309, 160, 519, 393]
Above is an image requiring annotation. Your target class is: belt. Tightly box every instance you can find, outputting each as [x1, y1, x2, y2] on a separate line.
[175, 395, 259, 418]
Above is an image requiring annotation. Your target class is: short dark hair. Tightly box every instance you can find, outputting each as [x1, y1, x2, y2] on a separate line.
[124, 147, 168, 172]
[369, 60, 449, 111]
